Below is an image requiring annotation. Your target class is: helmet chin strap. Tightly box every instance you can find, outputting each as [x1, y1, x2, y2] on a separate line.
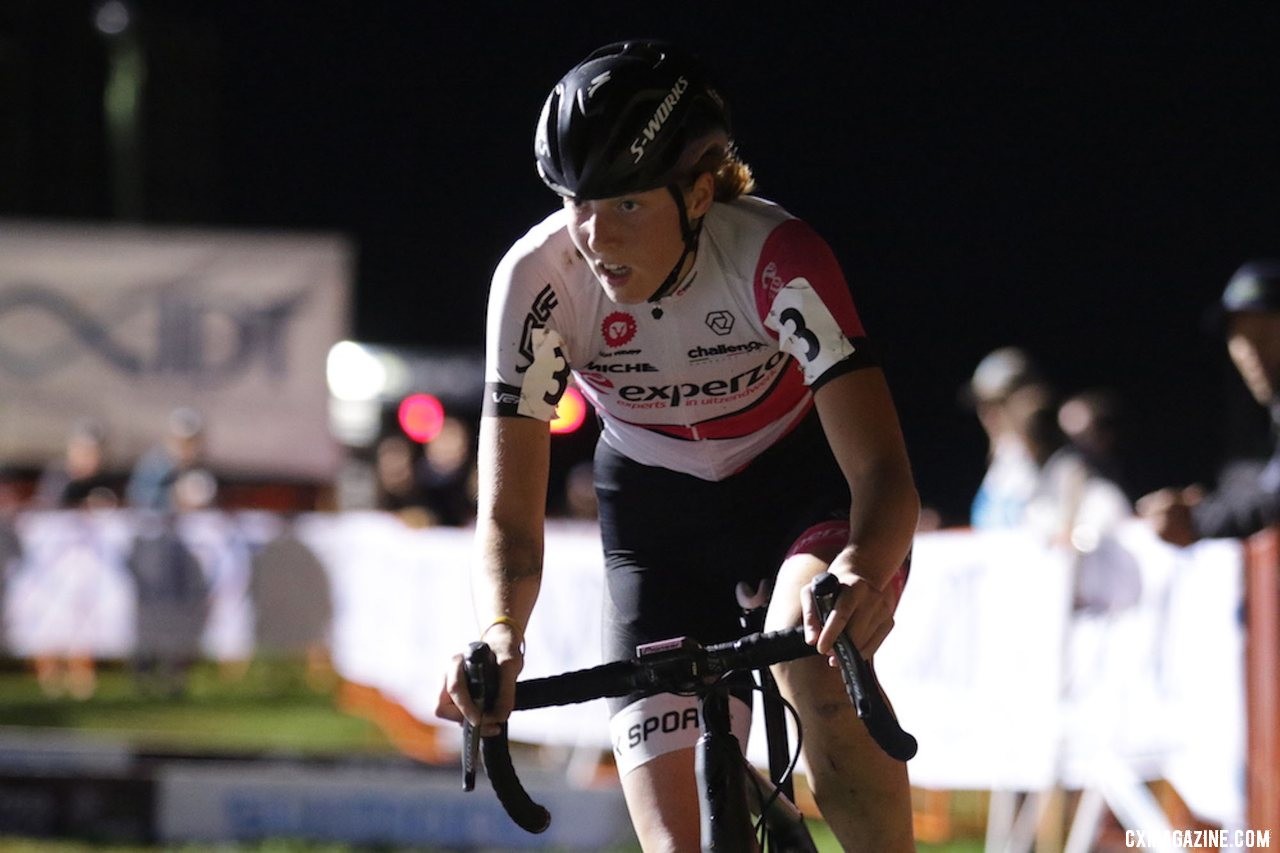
[647, 184, 703, 304]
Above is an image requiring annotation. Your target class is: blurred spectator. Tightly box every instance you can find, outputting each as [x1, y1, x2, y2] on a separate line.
[1138, 260, 1280, 545]
[0, 468, 23, 656]
[1058, 388, 1134, 500]
[126, 407, 210, 510]
[124, 469, 216, 697]
[419, 416, 477, 526]
[965, 348, 1131, 544]
[965, 347, 1048, 528]
[375, 434, 430, 522]
[375, 418, 477, 526]
[249, 520, 334, 690]
[1004, 383, 1132, 551]
[33, 418, 119, 510]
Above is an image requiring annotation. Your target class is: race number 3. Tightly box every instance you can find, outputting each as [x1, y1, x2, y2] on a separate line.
[767, 276, 856, 384]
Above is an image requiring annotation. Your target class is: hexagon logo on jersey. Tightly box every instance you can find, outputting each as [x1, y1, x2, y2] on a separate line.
[602, 312, 638, 348]
[705, 310, 735, 336]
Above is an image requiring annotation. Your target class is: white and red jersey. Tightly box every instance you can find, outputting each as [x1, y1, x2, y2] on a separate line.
[483, 195, 877, 481]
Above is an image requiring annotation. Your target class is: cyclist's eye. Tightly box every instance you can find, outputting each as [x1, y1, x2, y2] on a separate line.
[618, 199, 639, 213]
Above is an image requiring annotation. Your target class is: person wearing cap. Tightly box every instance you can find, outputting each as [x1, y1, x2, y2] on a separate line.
[125, 407, 210, 511]
[437, 40, 918, 850]
[1138, 260, 1280, 545]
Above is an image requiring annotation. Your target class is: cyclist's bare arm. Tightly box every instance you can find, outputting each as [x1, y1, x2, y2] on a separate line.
[808, 367, 919, 658]
[438, 414, 551, 734]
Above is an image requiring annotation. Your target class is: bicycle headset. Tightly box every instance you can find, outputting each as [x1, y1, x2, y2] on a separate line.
[534, 40, 732, 302]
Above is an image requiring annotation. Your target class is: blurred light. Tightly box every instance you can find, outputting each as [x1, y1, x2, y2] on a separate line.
[327, 341, 387, 402]
[550, 387, 588, 435]
[398, 393, 445, 443]
[328, 398, 382, 447]
[93, 0, 131, 35]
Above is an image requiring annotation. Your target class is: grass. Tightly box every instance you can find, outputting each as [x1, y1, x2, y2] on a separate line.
[0, 660, 392, 756]
[0, 660, 987, 852]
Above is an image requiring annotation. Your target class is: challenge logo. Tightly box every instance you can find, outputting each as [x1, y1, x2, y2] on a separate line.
[601, 311, 637, 348]
[688, 341, 768, 361]
[628, 76, 690, 163]
[705, 310, 735, 336]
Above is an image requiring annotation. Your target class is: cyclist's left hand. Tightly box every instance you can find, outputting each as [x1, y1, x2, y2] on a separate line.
[802, 552, 897, 660]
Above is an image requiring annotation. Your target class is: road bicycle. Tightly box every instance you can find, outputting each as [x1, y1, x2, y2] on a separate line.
[462, 572, 917, 851]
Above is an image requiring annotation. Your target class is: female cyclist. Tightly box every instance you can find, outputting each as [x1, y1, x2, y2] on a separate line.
[438, 40, 919, 851]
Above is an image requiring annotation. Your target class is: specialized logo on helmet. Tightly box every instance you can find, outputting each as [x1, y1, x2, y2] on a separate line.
[629, 76, 690, 164]
[586, 71, 612, 99]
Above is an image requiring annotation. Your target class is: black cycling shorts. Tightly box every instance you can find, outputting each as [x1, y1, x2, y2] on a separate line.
[593, 411, 849, 712]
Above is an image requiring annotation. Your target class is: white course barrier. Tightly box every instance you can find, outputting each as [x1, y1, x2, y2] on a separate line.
[0, 511, 1245, 831]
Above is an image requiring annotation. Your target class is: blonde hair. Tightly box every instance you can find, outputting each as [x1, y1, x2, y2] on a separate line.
[682, 139, 756, 202]
[711, 146, 755, 201]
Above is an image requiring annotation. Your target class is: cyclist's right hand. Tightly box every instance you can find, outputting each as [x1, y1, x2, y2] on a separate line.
[436, 625, 524, 737]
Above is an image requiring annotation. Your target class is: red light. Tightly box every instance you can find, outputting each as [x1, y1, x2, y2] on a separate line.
[550, 386, 588, 435]
[398, 393, 445, 443]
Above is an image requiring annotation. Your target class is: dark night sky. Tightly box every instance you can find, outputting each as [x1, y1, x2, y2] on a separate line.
[4, 1, 1280, 520]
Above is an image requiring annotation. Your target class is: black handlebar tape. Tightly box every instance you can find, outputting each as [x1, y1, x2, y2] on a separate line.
[482, 726, 552, 834]
[810, 572, 918, 762]
[514, 658, 640, 710]
[461, 641, 552, 833]
[703, 627, 818, 673]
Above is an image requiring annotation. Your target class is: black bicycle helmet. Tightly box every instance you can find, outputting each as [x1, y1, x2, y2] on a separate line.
[535, 40, 730, 201]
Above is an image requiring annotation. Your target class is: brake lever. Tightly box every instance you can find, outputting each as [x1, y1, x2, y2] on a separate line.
[462, 641, 496, 791]
[460, 640, 551, 832]
[810, 572, 918, 761]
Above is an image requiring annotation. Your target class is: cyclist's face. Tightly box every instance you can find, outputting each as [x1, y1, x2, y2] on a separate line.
[1227, 312, 1280, 404]
[565, 178, 710, 304]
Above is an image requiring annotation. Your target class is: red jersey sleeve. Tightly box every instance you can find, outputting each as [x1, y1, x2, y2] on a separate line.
[753, 219, 877, 388]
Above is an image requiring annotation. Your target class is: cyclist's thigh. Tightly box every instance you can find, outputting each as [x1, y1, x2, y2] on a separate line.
[618, 748, 703, 850]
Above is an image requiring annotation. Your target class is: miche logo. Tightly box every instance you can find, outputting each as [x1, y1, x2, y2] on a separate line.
[620, 707, 701, 750]
[688, 341, 767, 360]
[619, 351, 786, 406]
[629, 76, 690, 163]
[601, 311, 638, 348]
[585, 360, 658, 373]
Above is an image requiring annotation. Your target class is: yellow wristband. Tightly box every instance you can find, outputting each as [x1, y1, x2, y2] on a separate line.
[480, 616, 526, 653]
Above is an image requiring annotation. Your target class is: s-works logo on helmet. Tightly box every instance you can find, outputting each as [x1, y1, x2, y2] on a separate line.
[629, 76, 690, 163]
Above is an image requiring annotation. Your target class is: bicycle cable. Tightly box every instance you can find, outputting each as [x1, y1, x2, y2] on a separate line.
[716, 677, 804, 844]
